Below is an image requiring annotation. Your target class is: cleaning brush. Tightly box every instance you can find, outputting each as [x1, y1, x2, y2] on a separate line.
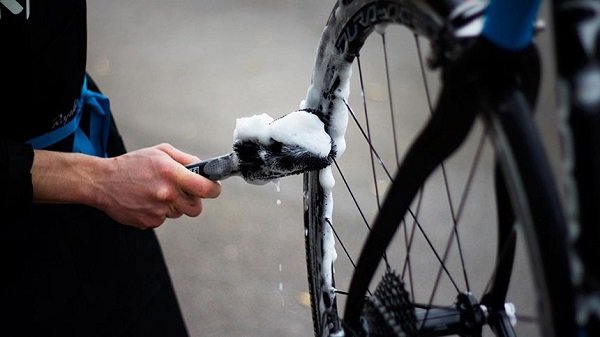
[185, 110, 335, 183]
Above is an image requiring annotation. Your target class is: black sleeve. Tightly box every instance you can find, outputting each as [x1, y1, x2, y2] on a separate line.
[0, 140, 34, 212]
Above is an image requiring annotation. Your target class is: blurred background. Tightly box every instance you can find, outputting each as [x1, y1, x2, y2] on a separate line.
[86, 1, 562, 336]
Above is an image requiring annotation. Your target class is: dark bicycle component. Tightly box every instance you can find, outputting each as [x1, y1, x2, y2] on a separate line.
[362, 269, 417, 337]
[303, 0, 577, 337]
[414, 293, 486, 337]
[364, 286, 517, 337]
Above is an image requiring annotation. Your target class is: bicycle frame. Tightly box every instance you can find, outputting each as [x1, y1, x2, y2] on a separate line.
[342, 61, 571, 337]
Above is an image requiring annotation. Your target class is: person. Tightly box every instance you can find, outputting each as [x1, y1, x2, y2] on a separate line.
[0, 1, 221, 336]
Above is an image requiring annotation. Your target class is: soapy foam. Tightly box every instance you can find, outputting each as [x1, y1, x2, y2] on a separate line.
[233, 111, 332, 158]
[300, 55, 352, 331]
[233, 34, 353, 336]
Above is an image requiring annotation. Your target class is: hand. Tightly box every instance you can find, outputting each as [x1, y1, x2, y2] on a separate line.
[97, 143, 222, 229]
[31, 143, 221, 230]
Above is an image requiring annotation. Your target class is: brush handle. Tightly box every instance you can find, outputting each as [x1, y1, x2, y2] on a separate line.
[185, 153, 236, 181]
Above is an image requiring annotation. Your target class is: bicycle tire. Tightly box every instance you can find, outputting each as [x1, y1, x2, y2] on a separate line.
[302, 1, 575, 336]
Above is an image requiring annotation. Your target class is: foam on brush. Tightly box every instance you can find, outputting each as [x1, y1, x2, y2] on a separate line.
[232, 110, 335, 183]
[186, 110, 335, 183]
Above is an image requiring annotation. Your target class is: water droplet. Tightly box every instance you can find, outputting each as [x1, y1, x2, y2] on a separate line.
[276, 199, 282, 206]
[279, 282, 283, 291]
[274, 180, 281, 192]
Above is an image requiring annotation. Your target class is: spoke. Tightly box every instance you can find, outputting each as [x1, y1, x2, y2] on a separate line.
[343, 100, 393, 181]
[414, 32, 488, 323]
[414, 32, 473, 331]
[346, 65, 459, 297]
[334, 289, 350, 296]
[455, 131, 488, 224]
[381, 33, 401, 166]
[357, 56, 393, 270]
[327, 215, 373, 297]
[382, 33, 416, 291]
[347, 101, 461, 293]
[357, 56, 383, 211]
[415, 32, 470, 291]
[414, 35, 434, 114]
[333, 159, 371, 231]
[333, 159, 384, 293]
[326, 218, 356, 269]
[437, 130, 489, 292]
[402, 189, 423, 303]
[406, 206, 461, 293]
[414, 30, 468, 288]
[418, 130, 488, 331]
[345, 98, 460, 293]
[440, 165, 471, 291]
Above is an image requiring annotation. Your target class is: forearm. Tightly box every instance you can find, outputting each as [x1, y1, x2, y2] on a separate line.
[31, 149, 111, 208]
[31, 144, 220, 229]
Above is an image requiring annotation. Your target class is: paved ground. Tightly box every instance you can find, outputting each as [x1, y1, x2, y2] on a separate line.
[87, 1, 562, 336]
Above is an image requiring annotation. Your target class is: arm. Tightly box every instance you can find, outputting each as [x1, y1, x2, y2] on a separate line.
[31, 143, 221, 229]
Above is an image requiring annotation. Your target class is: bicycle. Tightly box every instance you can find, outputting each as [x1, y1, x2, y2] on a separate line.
[299, 0, 598, 336]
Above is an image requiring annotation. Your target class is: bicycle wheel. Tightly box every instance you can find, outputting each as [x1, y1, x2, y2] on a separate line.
[302, 1, 575, 336]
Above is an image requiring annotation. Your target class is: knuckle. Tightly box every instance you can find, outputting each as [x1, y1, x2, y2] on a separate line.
[157, 163, 176, 179]
[156, 142, 172, 151]
[156, 186, 176, 202]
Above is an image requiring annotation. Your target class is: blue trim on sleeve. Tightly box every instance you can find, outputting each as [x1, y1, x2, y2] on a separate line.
[26, 76, 112, 157]
[482, 0, 542, 50]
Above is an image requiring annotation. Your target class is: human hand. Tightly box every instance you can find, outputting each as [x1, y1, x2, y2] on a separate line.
[94, 143, 221, 229]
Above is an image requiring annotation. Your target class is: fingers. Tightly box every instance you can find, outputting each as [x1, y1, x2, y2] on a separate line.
[196, 179, 221, 198]
[157, 143, 222, 199]
[171, 194, 203, 218]
[175, 164, 222, 198]
[165, 204, 184, 219]
[147, 144, 221, 226]
[140, 194, 202, 229]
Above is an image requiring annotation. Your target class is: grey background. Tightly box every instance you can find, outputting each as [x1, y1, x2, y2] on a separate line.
[86, 1, 562, 336]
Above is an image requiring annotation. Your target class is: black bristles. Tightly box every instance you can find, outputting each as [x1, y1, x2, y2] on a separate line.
[233, 139, 334, 182]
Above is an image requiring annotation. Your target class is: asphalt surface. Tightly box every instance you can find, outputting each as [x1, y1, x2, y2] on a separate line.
[87, 1, 563, 336]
